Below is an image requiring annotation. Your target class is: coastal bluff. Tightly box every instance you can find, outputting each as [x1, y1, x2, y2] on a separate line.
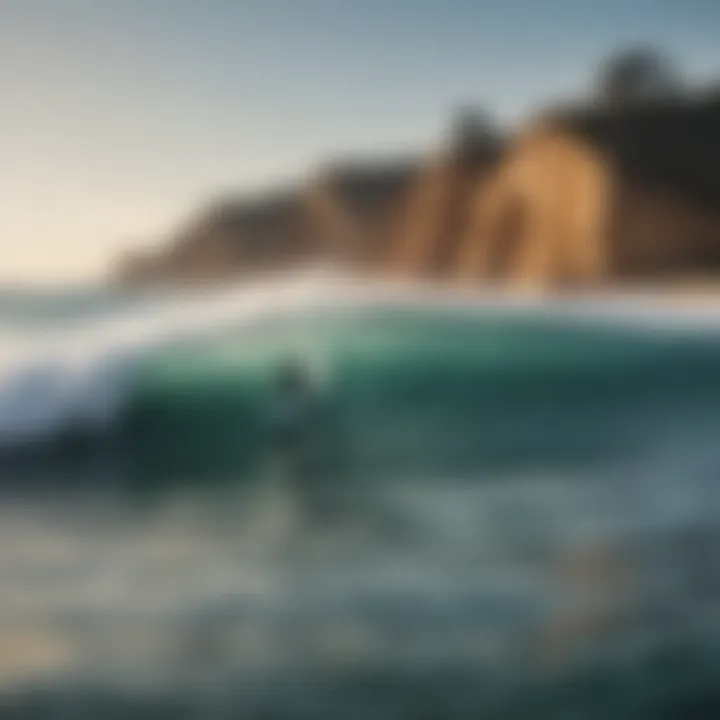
[113, 92, 720, 290]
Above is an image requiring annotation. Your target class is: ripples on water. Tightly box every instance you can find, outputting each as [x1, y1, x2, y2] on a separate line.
[2, 276, 720, 718]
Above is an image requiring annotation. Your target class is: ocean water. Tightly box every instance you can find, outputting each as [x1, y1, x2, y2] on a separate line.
[2, 272, 720, 718]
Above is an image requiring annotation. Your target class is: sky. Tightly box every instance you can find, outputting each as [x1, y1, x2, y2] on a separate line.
[0, 0, 718, 284]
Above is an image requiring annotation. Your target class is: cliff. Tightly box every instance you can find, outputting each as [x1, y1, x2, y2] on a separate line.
[305, 160, 418, 266]
[379, 122, 503, 278]
[116, 190, 319, 285]
[113, 161, 418, 286]
[452, 91, 720, 287]
[113, 91, 720, 289]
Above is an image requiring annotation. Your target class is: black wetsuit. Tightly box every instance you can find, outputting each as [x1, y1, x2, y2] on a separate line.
[266, 384, 326, 514]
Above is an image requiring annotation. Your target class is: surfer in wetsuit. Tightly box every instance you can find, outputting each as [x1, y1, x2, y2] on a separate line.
[265, 357, 326, 519]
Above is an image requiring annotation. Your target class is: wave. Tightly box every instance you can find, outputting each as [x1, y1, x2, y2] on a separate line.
[3, 270, 720, 487]
[0, 269, 346, 448]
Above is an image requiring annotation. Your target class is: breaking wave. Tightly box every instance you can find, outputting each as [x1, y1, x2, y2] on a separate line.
[3, 271, 720, 486]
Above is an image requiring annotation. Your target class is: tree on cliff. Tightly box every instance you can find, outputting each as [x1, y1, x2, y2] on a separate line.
[597, 46, 684, 106]
[448, 107, 501, 160]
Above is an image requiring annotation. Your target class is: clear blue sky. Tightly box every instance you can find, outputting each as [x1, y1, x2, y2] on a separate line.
[1, 0, 717, 281]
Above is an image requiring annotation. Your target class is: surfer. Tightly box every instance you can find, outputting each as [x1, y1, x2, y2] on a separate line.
[264, 357, 327, 521]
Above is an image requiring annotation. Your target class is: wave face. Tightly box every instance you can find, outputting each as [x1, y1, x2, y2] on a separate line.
[4, 272, 720, 481]
[4, 274, 720, 716]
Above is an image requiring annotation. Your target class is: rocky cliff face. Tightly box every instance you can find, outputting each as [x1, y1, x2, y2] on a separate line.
[113, 94, 720, 289]
[452, 128, 611, 287]
[114, 191, 320, 286]
[379, 115, 504, 278]
[305, 161, 418, 267]
[451, 94, 720, 288]
[112, 162, 418, 286]
[380, 150, 500, 278]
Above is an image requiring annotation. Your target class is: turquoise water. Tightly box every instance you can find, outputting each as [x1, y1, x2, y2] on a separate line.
[122, 306, 720, 487]
[2, 278, 720, 717]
